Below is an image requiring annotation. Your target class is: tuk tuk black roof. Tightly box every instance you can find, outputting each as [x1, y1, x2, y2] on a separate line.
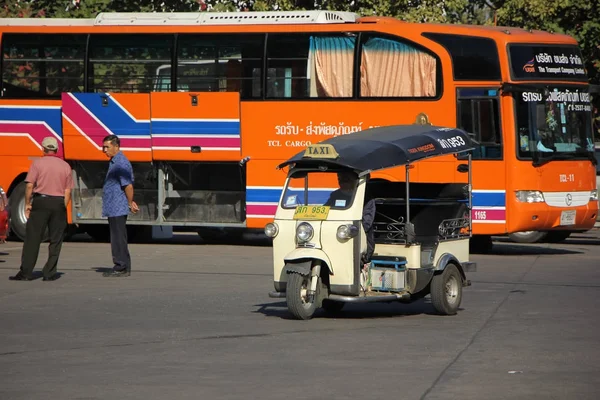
[278, 124, 476, 173]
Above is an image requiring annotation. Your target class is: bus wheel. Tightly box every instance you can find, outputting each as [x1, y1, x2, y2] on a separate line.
[8, 182, 49, 242]
[286, 272, 318, 320]
[84, 225, 110, 242]
[469, 235, 493, 253]
[508, 231, 547, 244]
[544, 231, 571, 243]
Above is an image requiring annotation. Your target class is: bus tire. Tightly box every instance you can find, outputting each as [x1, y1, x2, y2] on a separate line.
[508, 231, 547, 244]
[544, 231, 571, 243]
[469, 235, 493, 254]
[8, 181, 49, 242]
[286, 272, 318, 320]
[84, 225, 110, 242]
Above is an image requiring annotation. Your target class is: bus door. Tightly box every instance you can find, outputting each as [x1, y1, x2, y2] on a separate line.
[61, 92, 152, 162]
[149, 92, 245, 226]
[456, 87, 506, 235]
[149, 92, 241, 162]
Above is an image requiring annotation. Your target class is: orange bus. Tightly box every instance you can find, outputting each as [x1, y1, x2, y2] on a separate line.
[0, 11, 597, 250]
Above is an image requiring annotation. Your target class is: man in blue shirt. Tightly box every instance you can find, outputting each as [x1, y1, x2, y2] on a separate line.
[101, 135, 138, 277]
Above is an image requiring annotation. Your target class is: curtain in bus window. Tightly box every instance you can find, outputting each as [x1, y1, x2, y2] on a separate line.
[360, 38, 436, 97]
[308, 36, 355, 98]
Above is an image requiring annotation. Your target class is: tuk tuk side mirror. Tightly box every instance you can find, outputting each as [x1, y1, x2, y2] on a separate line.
[457, 164, 469, 173]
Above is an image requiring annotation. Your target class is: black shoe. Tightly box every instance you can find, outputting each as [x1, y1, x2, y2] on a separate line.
[102, 269, 130, 277]
[43, 274, 60, 281]
[9, 271, 34, 281]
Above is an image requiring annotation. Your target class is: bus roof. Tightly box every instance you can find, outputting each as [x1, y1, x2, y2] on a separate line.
[0, 10, 359, 26]
[0, 11, 576, 44]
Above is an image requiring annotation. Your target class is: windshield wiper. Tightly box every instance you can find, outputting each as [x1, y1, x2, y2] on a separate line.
[533, 150, 593, 167]
[575, 147, 598, 165]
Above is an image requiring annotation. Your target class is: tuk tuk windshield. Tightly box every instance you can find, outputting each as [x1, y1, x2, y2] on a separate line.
[281, 170, 358, 210]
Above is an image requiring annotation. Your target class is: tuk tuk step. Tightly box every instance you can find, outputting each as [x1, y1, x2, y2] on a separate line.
[329, 293, 410, 303]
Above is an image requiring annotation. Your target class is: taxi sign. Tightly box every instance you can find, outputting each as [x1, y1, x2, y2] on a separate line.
[293, 205, 330, 220]
[303, 144, 339, 159]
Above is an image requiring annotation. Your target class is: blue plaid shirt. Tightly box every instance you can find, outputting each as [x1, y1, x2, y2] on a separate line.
[102, 151, 134, 218]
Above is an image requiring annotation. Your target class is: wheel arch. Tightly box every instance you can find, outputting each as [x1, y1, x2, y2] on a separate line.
[435, 253, 466, 282]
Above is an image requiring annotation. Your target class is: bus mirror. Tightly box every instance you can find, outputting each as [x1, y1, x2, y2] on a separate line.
[457, 164, 469, 173]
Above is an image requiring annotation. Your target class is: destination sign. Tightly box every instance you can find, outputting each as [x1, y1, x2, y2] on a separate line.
[508, 44, 588, 81]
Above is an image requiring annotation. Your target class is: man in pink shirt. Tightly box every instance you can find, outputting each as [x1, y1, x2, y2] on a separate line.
[9, 137, 74, 281]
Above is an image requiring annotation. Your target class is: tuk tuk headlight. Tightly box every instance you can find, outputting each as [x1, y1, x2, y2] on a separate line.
[337, 224, 358, 241]
[296, 222, 314, 243]
[515, 190, 544, 203]
[264, 222, 278, 238]
[591, 189, 598, 201]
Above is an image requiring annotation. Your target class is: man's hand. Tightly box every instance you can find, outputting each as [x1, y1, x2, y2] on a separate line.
[25, 204, 32, 219]
[129, 201, 139, 214]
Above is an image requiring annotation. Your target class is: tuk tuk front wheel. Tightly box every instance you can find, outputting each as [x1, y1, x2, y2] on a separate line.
[286, 272, 318, 320]
[430, 264, 462, 316]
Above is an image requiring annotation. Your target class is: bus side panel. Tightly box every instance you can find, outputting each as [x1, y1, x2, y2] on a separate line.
[240, 101, 456, 161]
[61, 93, 152, 162]
[245, 159, 286, 229]
[0, 101, 63, 158]
[150, 92, 241, 161]
[241, 100, 457, 229]
[471, 160, 507, 235]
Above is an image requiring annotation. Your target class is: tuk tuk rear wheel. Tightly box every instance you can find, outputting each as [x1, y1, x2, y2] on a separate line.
[430, 264, 462, 315]
[286, 272, 317, 320]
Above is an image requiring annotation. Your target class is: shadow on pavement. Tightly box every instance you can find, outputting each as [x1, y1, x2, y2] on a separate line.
[254, 298, 453, 320]
[488, 242, 583, 256]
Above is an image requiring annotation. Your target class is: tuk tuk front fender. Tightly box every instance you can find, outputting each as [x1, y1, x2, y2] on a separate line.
[435, 253, 466, 282]
[284, 248, 333, 275]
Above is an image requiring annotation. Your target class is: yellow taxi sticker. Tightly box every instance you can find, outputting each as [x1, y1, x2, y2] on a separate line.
[293, 205, 330, 220]
[303, 144, 339, 159]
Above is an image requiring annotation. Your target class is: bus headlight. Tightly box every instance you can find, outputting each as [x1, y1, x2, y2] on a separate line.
[515, 190, 545, 203]
[591, 190, 598, 201]
[337, 224, 358, 240]
[264, 222, 278, 238]
[296, 222, 314, 243]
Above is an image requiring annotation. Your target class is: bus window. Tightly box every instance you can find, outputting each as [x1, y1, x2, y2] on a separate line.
[421, 33, 501, 81]
[1, 34, 85, 98]
[515, 86, 594, 160]
[359, 34, 438, 98]
[88, 34, 173, 93]
[265, 33, 356, 99]
[457, 89, 502, 160]
[177, 34, 263, 98]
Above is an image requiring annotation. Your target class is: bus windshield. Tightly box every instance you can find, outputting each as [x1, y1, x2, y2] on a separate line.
[515, 86, 594, 164]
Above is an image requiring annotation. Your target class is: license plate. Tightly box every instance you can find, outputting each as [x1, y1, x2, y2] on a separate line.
[560, 210, 576, 226]
[293, 205, 330, 220]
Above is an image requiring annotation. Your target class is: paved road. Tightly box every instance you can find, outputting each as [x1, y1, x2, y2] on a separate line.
[1, 230, 599, 399]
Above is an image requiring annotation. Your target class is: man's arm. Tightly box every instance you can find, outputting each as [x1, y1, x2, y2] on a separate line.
[362, 199, 376, 232]
[124, 184, 134, 205]
[64, 188, 71, 208]
[65, 167, 74, 208]
[25, 183, 34, 209]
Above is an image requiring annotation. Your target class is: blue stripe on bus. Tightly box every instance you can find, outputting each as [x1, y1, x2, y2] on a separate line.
[0, 107, 62, 137]
[472, 191, 505, 207]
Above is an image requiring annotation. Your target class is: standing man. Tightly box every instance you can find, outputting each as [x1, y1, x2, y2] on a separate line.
[9, 137, 73, 281]
[101, 135, 138, 277]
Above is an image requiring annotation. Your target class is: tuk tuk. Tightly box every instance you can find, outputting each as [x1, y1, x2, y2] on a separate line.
[266, 124, 477, 320]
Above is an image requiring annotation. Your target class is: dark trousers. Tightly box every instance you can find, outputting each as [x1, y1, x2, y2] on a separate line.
[20, 196, 67, 278]
[108, 215, 131, 272]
